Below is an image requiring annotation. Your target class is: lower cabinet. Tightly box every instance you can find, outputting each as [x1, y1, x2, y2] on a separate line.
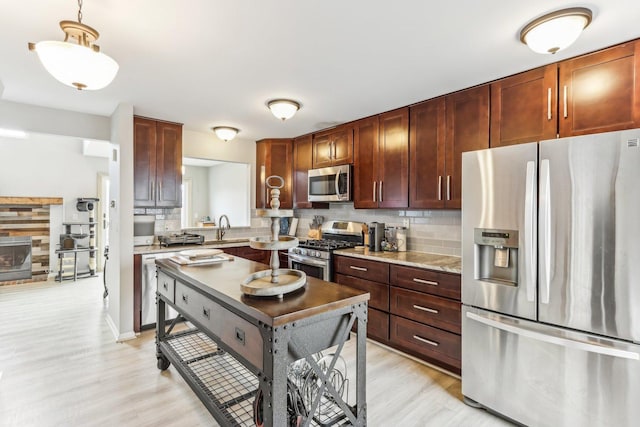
[334, 254, 461, 374]
[223, 245, 270, 265]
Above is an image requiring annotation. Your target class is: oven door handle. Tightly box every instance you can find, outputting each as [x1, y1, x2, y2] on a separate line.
[289, 254, 328, 268]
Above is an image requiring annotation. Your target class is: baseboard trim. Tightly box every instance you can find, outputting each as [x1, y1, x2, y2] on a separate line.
[105, 313, 137, 342]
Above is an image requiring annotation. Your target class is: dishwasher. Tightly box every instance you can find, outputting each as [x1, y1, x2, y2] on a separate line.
[142, 252, 179, 329]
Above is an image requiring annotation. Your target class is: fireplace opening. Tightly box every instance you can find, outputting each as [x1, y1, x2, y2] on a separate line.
[0, 236, 32, 281]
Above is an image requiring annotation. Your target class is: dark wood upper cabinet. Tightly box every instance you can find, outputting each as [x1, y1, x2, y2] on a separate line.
[312, 125, 354, 168]
[490, 65, 558, 147]
[378, 108, 409, 208]
[354, 109, 408, 209]
[293, 134, 313, 209]
[353, 116, 380, 209]
[409, 97, 446, 209]
[559, 40, 640, 136]
[445, 85, 490, 209]
[134, 116, 182, 208]
[255, 139, 293, 209]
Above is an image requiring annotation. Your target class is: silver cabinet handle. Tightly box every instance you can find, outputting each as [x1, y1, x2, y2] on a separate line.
[413, 304, 439, 314]
[379, 180, 383, 203]
[466, 311, 640, 360]
[158, 182, 162, 202]
[202, 307, 210, 319]
[181, 294, 188, 303]
[413, 278, 438, 286]
[413, 335, 439, 347]
[547, 87, 552, 121]
[446, 176, 451, 201]
[438, 176, 442, 201]
[563, 85, 568, 118]
[372, 181, 376, 202]
[524, 161, 537, 302]
[539, 159, 551, 304]
[350, 265, 368, 272]
[151, 181, 155, 202]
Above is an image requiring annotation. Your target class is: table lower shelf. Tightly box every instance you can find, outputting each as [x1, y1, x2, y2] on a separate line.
[158, 328, 355, 427]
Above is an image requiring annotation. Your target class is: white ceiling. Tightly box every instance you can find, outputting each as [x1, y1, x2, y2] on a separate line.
[1, 0, 640, 141]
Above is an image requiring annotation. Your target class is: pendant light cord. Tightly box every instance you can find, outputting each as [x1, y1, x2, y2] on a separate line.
[77, 0, 83, 23]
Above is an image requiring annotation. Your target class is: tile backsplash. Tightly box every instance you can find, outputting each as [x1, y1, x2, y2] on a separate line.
[135, 203, 461, 256]
[294, 203, 461, 256]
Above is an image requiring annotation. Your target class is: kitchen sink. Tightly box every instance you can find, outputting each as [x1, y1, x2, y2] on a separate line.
[204, 238, 250, 245]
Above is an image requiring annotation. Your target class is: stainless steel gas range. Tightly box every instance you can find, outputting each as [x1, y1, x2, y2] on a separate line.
[288, 220, 364, 282]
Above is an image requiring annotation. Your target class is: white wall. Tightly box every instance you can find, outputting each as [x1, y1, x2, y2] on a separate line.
[182, 130, 257, 209]
[106, 103, 135, 341]
[208, 162, 250, 227]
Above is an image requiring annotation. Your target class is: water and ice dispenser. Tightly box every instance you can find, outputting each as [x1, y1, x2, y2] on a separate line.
[474, 228, 519, 285]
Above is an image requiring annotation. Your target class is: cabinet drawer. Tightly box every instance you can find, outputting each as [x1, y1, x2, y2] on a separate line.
[174, 282, 264, 371]
[335, 273, 389, 311]
[390, 287, 461, 334]
[334, 256, 389, 283]
[390, 264, 460, 300]
[390, 315, 461, 371]
[157, 270, 175, 303]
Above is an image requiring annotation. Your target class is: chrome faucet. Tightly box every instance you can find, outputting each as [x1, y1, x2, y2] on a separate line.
[217, 214, 230, 240]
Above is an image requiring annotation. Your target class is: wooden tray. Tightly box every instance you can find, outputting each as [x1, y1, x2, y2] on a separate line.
[241, 269, 306, 298]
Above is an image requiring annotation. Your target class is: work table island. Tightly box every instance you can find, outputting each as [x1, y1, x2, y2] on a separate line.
[155, 256, 369, 427]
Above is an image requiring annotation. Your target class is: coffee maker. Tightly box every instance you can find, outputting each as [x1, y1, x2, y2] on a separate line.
[368, 222, 385, 251]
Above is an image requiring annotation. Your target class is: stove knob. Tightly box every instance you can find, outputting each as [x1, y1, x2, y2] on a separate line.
[314, 251, 321, 258]
[311, 250, 317, 257]
[299, 249, 306, 256]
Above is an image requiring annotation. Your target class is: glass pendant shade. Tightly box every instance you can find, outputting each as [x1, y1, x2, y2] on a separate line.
[32, 40, 119, 90]
[520, 8, 592, 54]
[267, 99, 300, 121]
[213, 126, 239, 142]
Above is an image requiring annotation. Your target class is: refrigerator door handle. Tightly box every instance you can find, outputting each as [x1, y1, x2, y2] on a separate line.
[466, 311, 640, 361]
[539, 159, 551, 304]
[524, 161, 537, 302]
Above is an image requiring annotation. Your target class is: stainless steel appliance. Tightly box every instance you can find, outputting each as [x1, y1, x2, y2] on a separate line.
[288, 220, 364, 281]
[158, 232, 204, 247]
[307, 165, 351, 202]
[461, 129, 640, 427]
[141, 252, 179, 329]
[133, 215, 155, 246]
[367, 222, 385, 251]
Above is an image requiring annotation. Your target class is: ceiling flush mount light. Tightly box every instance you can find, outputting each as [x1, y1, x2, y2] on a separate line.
[212, 126, 239, 142]
[267, 99, 301, 121]
[520, 7, 592, 54]
[28, 0, 119, 90]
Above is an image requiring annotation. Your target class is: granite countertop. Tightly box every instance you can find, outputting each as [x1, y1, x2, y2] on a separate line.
[333, 248, 461, 274]
[133, 238, 251, 255]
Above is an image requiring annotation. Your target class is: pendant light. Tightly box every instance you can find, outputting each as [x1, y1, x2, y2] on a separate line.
[28, 0, 119, 90]
[520, 7, 592, 54]
[212, 126, 239, 142]
[267, 99, 301, 121]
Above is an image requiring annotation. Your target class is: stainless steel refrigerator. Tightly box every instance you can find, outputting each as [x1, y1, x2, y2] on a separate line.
[461, 129, 640, 427]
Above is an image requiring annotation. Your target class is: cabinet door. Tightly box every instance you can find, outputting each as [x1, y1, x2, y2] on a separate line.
[559, 41, 640, 136]
[378, 108, 409, 208]
[491, 65, 558, 147]
[155, 121, 183, 208]
[331, 126, 354, 165]
[353, 116, 379, 209]
[312, 132, 333, 169]
[257, 139, 293, 209]
[445, 85, 490, 209]
[133, 117, 157, 208]
[293, 135, 313, 209]
[409, 98, 446, 209]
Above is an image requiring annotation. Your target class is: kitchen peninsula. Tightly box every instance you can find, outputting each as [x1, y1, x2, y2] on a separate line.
[154, 255, 369, 426]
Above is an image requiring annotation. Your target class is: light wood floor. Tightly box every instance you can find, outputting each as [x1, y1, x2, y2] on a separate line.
[0, 276, 513, 427]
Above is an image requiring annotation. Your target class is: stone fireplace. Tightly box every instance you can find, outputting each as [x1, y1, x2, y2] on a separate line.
[0, 197, 62, 285]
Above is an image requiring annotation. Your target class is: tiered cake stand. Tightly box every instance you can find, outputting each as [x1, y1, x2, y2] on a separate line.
[240, 176, 306, 298]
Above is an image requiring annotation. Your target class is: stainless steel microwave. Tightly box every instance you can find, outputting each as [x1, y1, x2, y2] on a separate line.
[308, 164, 351, 202]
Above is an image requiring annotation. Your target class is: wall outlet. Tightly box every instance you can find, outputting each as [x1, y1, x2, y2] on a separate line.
[403, 218, 410, 228]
